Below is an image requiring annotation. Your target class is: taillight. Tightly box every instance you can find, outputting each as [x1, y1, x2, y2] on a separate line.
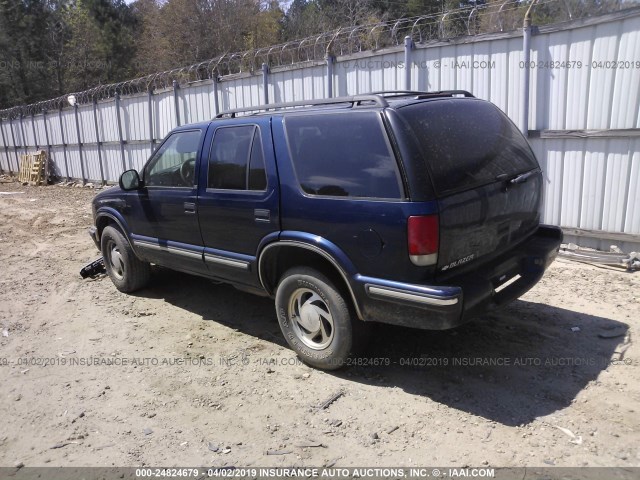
[407, 215, 439, 266]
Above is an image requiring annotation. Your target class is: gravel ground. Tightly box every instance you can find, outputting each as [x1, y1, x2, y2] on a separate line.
[0, 179, 638, 469]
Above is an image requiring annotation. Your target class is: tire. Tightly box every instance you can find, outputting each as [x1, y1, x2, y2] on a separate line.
[275, 267, 366, 370]
[101, 225, 151, 293]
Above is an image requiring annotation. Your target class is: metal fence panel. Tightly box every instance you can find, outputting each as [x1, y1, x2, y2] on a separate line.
[580, 147, 607, 231]
[60, 109, 78, 144]
[559, 140, 584, 228]
[83, 145, 103, 183]
[122, 94, 150, 142]
[45, 113, 60, 145]
[65, 146, 83, 179]
[78, 104, 95, 144]
[0, 140, 9, 172]
[22, 116, 35, 147]
[531, 138, 561, 227]
[102, 144, 122, 182]
[99, 99, 120, 143]
[33, 114, 47, 148]
[271, 64, 324, 102]
[126, 143, 151, 173]
[219, 75, 262, 110]
[601, 140, 633, 233]
[626, 139, 640, 234]
[611, 18, 640, 129]
[154, 89, 177, 139]
[11, 119, 24, 153]
[49, 145, 67, 179]
[181, 80, 215, 124]
[533, 136, 640, 236]
[0, 121, 13, 171]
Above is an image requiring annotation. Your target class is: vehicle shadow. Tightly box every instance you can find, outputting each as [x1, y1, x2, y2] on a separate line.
[137, 268, 629, 427]
[347, 301, 629, 426]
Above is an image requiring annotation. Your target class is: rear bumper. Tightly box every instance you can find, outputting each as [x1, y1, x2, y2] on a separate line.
[356, 225, 563, 329]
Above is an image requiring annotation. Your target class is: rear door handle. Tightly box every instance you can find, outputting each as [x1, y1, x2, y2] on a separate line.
[184, 202, 196, 215]
[254, 208, 270, 222]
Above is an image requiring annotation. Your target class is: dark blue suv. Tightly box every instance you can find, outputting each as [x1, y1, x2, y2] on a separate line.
[90, 91, 562, 370]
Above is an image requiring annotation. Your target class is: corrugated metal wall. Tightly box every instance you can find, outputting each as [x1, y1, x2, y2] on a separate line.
[0, 9, 638, 247]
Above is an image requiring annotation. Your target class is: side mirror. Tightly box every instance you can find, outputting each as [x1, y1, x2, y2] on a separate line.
[119, 169, 141, 191]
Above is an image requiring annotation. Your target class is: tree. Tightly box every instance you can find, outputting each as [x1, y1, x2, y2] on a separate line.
[62, 0, 138, 91]
[0, 0, 61, 107]
[132, 0, 285, 76]
[0, 0, 138, 108]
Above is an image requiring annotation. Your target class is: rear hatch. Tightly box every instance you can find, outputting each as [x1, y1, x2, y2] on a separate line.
[397, 98, 542, 278]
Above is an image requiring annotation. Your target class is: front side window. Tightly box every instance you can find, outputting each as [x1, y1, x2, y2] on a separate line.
[145, 130, 202, 187]
[208, 125, 267, 191]
[284, 112, 403, 199]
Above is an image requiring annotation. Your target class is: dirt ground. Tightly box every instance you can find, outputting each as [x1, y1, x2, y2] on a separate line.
[0, 178, 638, 469]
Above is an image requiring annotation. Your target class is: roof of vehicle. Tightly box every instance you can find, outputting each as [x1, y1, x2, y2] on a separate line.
[169, 91, 479, 132]
[210, 90, 476, 121]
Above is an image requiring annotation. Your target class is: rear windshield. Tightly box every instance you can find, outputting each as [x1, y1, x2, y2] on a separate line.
[398, 99, 539, 196]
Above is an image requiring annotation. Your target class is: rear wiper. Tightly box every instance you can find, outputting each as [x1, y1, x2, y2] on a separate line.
[496, 169, 539, 186]
[509, 170, 538, 184]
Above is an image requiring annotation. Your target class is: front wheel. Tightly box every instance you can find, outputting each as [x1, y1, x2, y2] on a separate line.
[101, 225, 151, 293]
[275, 267, 364, 370]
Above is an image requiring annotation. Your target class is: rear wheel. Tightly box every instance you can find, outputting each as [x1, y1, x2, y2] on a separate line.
[275, 267, 366, 370]
[101, 225, 150, 293]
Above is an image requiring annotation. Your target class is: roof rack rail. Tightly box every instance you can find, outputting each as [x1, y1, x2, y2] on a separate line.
[417, 90, 474, 98]
[369, 90, 431, 96]
[369, 90, 475, 98]
[215, 94, 388, 118]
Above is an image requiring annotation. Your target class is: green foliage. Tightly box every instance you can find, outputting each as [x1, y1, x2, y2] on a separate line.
[0, 0, 138, 107]
[0, 0, 63, 107]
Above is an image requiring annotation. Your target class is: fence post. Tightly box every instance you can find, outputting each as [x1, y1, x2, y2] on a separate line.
[326, 55, 334, 98]
[212, 76, 220, 117]
[58, 107, 70, 181]
[19, 113, 28, 154]
[93, 98, 106, 185]
[0, 118, 7, 174]
[173, 80, 181, 127]
[73, 103, 86, 184]
[114, 93, 127, 172]
[147, 87, 155, 154]
[262, 63, 269, 104]
[9, 117, 20, 173]
[521, 5, 535, 136]
[31, 113, 39, 149]
[42, 110, 52, 181]
[404, 35, 413, 91]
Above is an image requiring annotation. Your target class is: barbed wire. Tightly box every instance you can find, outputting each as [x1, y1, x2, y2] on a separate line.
[0, 0, 623, 119]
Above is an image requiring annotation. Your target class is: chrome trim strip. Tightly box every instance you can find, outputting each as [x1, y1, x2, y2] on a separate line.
[494, 274, 521, 293]
[258, 240, 364, 320]
[367, 285, 459, 306]
[134, 240, 203, 260]
[204, 254, 249, 270]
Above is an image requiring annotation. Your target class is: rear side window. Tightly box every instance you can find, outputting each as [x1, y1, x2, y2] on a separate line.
[208, 125, 267, 190]
[285, 112, 403, 199]
[398, 99, 539, 195]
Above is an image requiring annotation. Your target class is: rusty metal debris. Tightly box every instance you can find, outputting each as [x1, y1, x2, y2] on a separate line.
[559, 243, 640, 271]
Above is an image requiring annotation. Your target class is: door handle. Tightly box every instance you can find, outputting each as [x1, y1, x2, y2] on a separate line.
[184, 202, 196, 215]
[254, 208, 270, 222]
